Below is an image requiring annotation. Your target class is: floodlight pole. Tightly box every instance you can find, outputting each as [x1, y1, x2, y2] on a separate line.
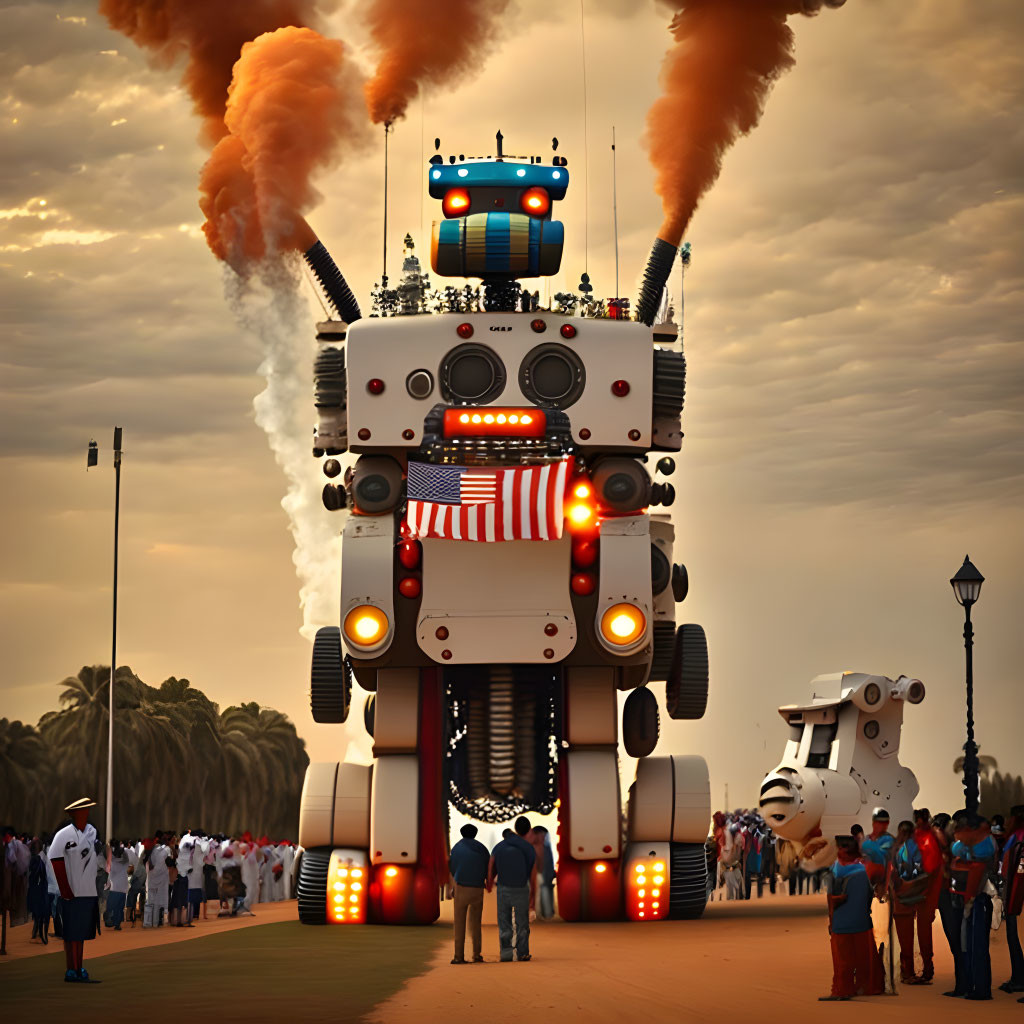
[106, 427, 122, 843]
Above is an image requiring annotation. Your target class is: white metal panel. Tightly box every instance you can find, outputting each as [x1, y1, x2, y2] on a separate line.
[627, 756, 674, 842]
[417, 533, 576, 663]
[345, 313, 654, 450]
[595, 515, 652, 655]
[340, 513, 396, 657]
[671, 755, 711, 843]
[565, 667, 618, 746]
[370, 755, 419, 864]
[373, 668, 420, 752]
[299, 762, 339, 850]
[332, 763, 372, 850]
[566, 750, 621, 860]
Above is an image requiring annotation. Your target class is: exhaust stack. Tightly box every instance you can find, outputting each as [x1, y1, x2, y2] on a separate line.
[304, 240, 362, 325]
[635, 237, 677, 327]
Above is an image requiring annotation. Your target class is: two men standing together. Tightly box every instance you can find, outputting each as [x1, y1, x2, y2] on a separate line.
[448, 816, 537, 964]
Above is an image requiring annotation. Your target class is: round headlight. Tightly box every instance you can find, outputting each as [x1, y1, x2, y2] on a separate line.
[599, 603, 647, 647]
[343, 605, 390, 650]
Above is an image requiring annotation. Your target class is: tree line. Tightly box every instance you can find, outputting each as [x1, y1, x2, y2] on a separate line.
[0, 665, 309, 840]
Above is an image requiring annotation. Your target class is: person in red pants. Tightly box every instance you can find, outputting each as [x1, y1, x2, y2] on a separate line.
[821, 835, 878, 1001]
[48, 797, 101, 983]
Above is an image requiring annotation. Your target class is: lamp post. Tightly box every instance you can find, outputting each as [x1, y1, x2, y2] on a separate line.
[87, 428, 122, 842]
[949, 554, 984, 815]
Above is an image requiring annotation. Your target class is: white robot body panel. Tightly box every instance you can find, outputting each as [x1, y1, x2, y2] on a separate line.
[339, 513, 397, 659]
[565, 749, 622, 860]
[596, 514, 654, 658]
[299, 762, 372, 851]
[628, 754, 712, 845]
[344, 314, 655, 452]
[372, 669, 420, 753]
[564, 666, 618, 745]
[760, 671, 925, 860]
[370, 754, 419, 864]
[417, 533, 576, 663]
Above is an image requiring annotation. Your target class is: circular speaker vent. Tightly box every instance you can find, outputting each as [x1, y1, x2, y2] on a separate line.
[519, 344, 585, 409]
[440, 344, 506, 404]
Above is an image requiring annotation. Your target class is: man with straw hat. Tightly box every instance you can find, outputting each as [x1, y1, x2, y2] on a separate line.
[48, 797, 101, 983]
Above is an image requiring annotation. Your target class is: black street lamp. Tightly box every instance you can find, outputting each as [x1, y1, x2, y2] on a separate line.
[950, 554, 985, 815]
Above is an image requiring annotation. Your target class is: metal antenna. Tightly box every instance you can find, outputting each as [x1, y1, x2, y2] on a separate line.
[382, 121, 393, 288]
[579, 0, 589, 273]
[496, 129, 504, 161]
[612, 126, 619, 300]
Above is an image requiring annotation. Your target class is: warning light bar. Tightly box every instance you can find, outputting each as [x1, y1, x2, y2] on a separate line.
[442, 407, 547, 438]
[328, 851, 368, 924]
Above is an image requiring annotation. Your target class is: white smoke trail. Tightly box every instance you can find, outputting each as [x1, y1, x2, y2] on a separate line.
[225, 261, 372, 766]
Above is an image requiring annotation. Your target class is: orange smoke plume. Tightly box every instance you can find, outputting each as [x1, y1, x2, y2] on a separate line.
[646, 0, 846, 246]
[98, 0, 318, 145]
[199, 27, 363, 272]
[363, 0, 511, 125]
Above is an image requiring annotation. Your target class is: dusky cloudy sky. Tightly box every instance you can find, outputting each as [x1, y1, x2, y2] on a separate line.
[2, 0, 1021, 813]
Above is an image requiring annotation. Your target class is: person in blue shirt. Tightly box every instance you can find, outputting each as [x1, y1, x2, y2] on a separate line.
[820, 835, 879, 1000]
[448, 823, 491, 965]
[487, 816, 537, 962]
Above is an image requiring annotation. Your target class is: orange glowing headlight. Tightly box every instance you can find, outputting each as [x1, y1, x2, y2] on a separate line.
[520, 187, 550, 216]
[327, 851, 366, 924]
[442, 187, 471, 217]
[594, 862, 607, 873]
[599, 603, 646, 646]
[443, 407, 546, 438]
[343, 605, 389, 649]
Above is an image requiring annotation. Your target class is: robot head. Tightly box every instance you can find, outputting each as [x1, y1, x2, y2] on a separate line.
[428, 154, 567, 280]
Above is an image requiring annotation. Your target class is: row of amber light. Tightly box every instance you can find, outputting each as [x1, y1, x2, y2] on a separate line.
[628, 859, 666, 920]
[327, 857, 367, 924]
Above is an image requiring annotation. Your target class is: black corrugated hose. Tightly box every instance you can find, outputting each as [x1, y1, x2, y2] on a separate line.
[303, 240, 362, 324]
[635, 237, 678, 326]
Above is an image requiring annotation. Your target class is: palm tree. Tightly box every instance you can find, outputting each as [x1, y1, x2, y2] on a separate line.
[0, 718, 54, 832]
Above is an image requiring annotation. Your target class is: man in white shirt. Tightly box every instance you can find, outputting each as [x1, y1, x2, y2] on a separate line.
[144, 832, 171, 927]
[48, 797, 101, 983]
[105, 839, 130, 930]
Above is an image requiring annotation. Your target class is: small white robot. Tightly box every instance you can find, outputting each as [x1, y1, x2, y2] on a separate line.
[294, 136, 712, 925]
[759, 671, 926, 868]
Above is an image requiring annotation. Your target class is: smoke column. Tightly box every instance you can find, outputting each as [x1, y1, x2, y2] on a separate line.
[646, 0, 847, 246]
[363, 0, 512, 124]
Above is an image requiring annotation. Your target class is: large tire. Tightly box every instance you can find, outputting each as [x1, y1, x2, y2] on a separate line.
[296, 847, 332, 924]
[669, 841, 709, 920]
[310, 627, 350, 723]
[665, 624, 708, 720]
[363, 693, 376, 737]
[622, 687, 660, 758]
[648, 620, 676, 682]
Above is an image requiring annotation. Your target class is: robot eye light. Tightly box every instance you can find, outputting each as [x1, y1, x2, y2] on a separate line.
[457, 168, 468, 177]
[431, 169, 441, 180]
[443, 188, 472, 217]
[521, 187, 550, 216]
[516, 168, 526, 177]
[343, 605, 389, 649]
[600, 603, 646, 646]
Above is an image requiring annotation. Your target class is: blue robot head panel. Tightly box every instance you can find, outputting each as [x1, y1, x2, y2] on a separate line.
[429, 160, 568, 281]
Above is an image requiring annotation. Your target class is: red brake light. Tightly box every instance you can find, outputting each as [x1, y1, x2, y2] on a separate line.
[443, 408, 547, 438]
[443, 188, 471, 218]
[520, 187, 550, 216]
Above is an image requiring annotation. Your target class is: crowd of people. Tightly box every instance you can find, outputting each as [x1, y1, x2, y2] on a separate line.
[709, 809, 829, 899]
[811, 805, 1022, 1003]
[1, 816, 301, 955]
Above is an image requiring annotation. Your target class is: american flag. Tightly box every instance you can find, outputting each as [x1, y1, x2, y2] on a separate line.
[405, 459, 570, 542]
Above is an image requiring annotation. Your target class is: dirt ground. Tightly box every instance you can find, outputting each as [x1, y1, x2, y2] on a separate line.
[371, 891, 1020, 1024]
[3, 892, 1018, 1021]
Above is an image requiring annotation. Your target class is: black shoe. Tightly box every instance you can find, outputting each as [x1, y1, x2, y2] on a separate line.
[1000, 981, 1024, 993]
[818, 996, 851, 1001]
[964, 994, 991, 1001]
[518, 954, 532, 962]
[450, 957, 466, 965]
[942, 990, 966, 998]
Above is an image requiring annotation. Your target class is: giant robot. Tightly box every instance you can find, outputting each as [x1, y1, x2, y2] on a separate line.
[293, 137, 712, 925]
[759, 671, 926, 869]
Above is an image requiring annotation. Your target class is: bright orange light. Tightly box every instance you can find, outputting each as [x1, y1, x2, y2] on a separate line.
[594, 863, 607, 874]
[351, 869, 362, 878]
[483, 413, 494, 424]
[639, 911, 645, 917]
[520, 187, 550, 216]
[333, 895, 343, 903]
[351, 882, 362, 892]
[574, 484, 591, 499]
[638, 889, 645, 897]
[343, 605, 389, 649]
[652, 902, 660, 909]
[328, 852, 366, 925]
[385, 867, 398, 878]
[459, 413, 469, 423]
[652, 888, 660, 897]
[569, 504, 592, 525]
[654, 862, 665, 872]
[634, 865, 644, 874]
[599, 603, 646, 646]
[654, 875, 665, 886]
[443, 188, 471, 217]
[521, 414, 532, 424]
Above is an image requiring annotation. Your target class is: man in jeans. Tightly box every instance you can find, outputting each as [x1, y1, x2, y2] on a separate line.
[447, 823, 490, 964]
[487, 816, 536, 962]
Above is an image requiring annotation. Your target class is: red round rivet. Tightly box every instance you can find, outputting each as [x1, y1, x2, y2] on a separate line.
[367, 378, 385, 395]
[457, 322, 474, 339]
[560, 323, 577, 339]
[435, 626, 449, 640]
[402, 428, 414, 440]
[544, 623, 558, 636]
[357, 428, 371, 441]
[579, 428, 591, 440]
[530, 318, 547, 333]
[571, 573, 596, 596]
[543, 648, 554, 659]
[628, 429, 641, 441]
[398, 540, 422, 570]
[572, 540, 598, 569]
[602, 845, 613, 853]
[441, 649, 453, 660]
[611, 379, 630, 397]
[398, 577, 421, 599]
